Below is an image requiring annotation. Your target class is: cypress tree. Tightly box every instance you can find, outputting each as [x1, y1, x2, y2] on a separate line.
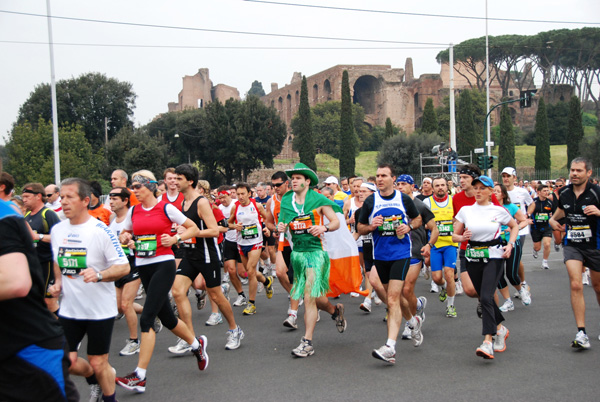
[385, 117, 394, 138]
[339, 70, 355, 177]
[421, 98, 438, 134]
[498, 103, 516, 170]
[292, 76, 316, 170]
[457, 89, 478, 156]
[534, 97, 551, 172]
[567, 95, 584, 167]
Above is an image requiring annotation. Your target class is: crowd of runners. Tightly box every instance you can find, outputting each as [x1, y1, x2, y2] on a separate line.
[2, 157, 600, 401]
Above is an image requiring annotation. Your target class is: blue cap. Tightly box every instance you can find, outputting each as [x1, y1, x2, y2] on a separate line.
[396, 174, 414, 185]
[472, 175, 494, 188]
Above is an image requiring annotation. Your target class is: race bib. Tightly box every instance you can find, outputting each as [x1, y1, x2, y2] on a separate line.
[378, 215, 401, 236]
[535, 213, 549, 223]
[465, 246, 489, 261]
[58, 247, 88, 275]
[567, 225, 592, 241]
[437, 220, 454, 236]
[182, 237, 197, 248]
[241, 224, 259, 240]
[171, 222, 178, 234]
[290, 214, 313, 235]
[135, 234, 157, 258]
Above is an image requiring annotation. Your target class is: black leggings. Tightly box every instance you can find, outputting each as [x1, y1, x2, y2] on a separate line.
[467, 259, 505, 336]
[138, 260, 179, 333]
[498, 239, 523, 289]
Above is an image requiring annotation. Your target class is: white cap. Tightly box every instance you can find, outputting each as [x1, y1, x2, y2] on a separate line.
[501, 167, 517, 176]
[360, 182, 377, 192]
[324, 176, 338, 185]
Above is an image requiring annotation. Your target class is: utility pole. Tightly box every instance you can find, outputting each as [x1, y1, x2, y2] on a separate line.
[47, 0, 60, 184]
[449, 43, 456, 151]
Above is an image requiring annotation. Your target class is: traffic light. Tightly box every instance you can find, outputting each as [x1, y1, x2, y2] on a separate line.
[477, 155, 487, 170]
[488, 155, 497, 169]
[520, 90, 537, 108]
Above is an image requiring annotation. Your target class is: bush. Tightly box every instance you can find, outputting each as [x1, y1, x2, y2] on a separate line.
[377, 131, 444, 176]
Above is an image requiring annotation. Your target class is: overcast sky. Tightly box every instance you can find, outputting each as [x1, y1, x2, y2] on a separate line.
[1, 0, 598, 145]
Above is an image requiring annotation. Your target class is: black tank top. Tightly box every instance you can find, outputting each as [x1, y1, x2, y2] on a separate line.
[181, 196, 221, 263]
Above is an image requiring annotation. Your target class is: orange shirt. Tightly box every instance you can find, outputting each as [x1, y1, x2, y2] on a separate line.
[89, 205, 111, 225]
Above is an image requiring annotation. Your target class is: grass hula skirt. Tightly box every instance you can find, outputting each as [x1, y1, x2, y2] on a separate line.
[290, 249, 330, 299]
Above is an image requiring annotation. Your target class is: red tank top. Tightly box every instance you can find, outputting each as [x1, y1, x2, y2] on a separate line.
[163, 192, 185, 211]
[131, 200, 174, 258]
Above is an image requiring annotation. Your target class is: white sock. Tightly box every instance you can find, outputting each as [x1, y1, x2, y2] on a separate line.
[290, 309, 298, 317]
[190, 338, 200, 350]
[442, 281, 447, 289]
[447, 296, 455, 306]
[386, 338, 396, 349]
[135, 367, 146, 380]
[543, 259, 548, 264]
[505, 297, 512, 302]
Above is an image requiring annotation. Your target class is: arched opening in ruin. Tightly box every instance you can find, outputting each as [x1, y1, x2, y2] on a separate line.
[323, 79, 332, 101]
[312, 84, 319, 104]
[278, 97, 283, 114]
[414, 92, 420, 126]
[353, 75, 381, 115]
[286, 94, 292, 122]
[509, 107, 517, 125]
[295, 90, 300, 107]
[270, 100, 275, 109]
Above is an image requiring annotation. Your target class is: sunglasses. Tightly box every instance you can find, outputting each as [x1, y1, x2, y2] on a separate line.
[131, 183, 144, 190]
[46, 194, 54, 197]
[271, 182, 286, 188]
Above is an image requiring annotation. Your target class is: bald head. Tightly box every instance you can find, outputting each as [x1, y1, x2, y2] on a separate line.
[111, 169, 128, 188]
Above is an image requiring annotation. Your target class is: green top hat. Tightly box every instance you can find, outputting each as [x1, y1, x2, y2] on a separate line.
[285, 163, 319, 187]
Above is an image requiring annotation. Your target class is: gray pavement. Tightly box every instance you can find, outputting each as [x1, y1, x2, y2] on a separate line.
[74, 248, 600, 401]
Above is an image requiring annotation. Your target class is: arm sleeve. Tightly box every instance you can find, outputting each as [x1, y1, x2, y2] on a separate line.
[166, 204, 188, 225]
[401, 193, 420, 219]
[358, 194, 375, 224]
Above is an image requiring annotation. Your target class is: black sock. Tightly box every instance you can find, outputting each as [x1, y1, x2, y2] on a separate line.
[249, 300, 255, 305]
[331, 307, 339, 320]
[238, 292, 245, 297]
[130, 338, 139, 343]
[578, 327, 586, 334]
[102, 393, 116, 402]
[85, 374, 98, 385]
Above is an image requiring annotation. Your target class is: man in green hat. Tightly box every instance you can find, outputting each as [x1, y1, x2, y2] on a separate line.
[277, 163, 343, 357]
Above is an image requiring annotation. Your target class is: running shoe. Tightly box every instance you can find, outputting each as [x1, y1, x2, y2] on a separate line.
[372, 291, 382, 305]
[401, 322, 412, 340]
[240, 277, 249, 285]
[542, 261, 549, 270]
[135, 285, 144, 300]
[493, 325, 509, 352]
[333, 303, 346, 333]
[221, 282, 230, 300]
[116, 372, 146, 393]
[225, 326, 244, 350]
[583, 268, 591, 286]
[455, 280, 464, 295]
[372, 344, 396, 364]
[513, 291, 520, 299]
[383, 309, 388, 322]
[422, 265, 431, 280]
[168, 338, 191, 354]
[89, 383, 102, 401]
[292, 337, 314, 357]
[196, 290, 207, 310]
[554, 243, 561, 252]
[430, 281, 439, 293]
[222, 272, 230, 283]
[192, 335, 209, 370]
[410, 316, 423, 347]
[519, 287, 532, 306]
[257, 282, 264, 293]
[439, 286, 447, 302]
[499, 299, 514, 312]
[533, 249, 538, 259]
[350, 292, 360, 297]
[152, 317, 163, 333]
[416, 296, 427, 322]
[242, 303, 256, 315]
[233, 294, 248, 307]
[119, 339, 140, 356]
[205, 312, 223, 326]
[476, 302, 483, 318]
[446, 305, 457, 318]
[572, 330, 590, 349]
[115, 313, 124, 320]
[360, 298, 372, 313]
[265, 276, 274, 299]
[475, 340, 494, 359]
[316, 309, 321, 322]
[283, 314, 298, 329]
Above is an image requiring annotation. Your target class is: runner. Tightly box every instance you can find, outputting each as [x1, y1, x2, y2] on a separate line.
[357, 164, 424, 364]
[549, 157, 600, 349]
[255, 182, 276, 278]
[228, 182, 274, 315]
[416, 177, 433, 201]
[453, 175, 519, 360]
[344, 177, 364, 300]
[115, 170, 209, 394]
[528, 183, 555, 269]
[104, 169, 140, 211]
[45, 183, 66, 220]
[422, 177, 458, 318]
[49, 177, 130, 402]
[324, 176, 348, 208]
[277, 163, 342, 357]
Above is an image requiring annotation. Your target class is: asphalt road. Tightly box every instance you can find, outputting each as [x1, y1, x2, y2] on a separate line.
[73, 248, 600, 402]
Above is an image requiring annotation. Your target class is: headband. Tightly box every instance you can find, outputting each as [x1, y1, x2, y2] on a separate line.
[132, 175, 158, 192]
[22, 188, 41, 195]
[218, 191, 229, 196]
[459, 168, 478, 179]
[360, 182, 377, 192]
[396, 174, 414, 185]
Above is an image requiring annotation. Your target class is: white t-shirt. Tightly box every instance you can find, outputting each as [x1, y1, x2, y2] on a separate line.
[122, 203, 187, 266]
[507, 187, 533, 236]
[108, 213, 133, 256]
[455, 203, 513, 259]
[51, 216, 129, 320]
[219, 202, 237, 242]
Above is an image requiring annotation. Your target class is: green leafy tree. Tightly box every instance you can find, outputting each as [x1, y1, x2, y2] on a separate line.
[534, 98, 551, 171]
[16, 72, 136, 152]
[339, 70, 355, 177]
[437, 90, 486, 141]
[546, 101, 569, 145]
[6, 118, 102, 187]
[567, 96, 584, 167]
[498, 104, 516, 170]
[421, 98, 438, 133]
[385, 118, 394, 138]
[457, 89, 479, 156]
[377, 132, 443, 176]
[292, 76, 316, 171]
[248, 80, 266, 97]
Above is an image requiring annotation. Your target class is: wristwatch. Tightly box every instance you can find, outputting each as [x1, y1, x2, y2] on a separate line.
[175, 234, 182, 243]
[508, 241, 515, 247]
[39, 234, 45, 241]
[96, 272, 103, 282]
[408, 223, 414, 231]
[324, 225, 330, 232]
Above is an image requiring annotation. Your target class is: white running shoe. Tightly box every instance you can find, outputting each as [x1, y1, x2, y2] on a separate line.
[350, 292, 360, 298]
[135, 285, 144, 300]
[222, 272, 230, 283]
[152, 317, 163, 333]
[119, 339, 140, 356]
[372, 344, 396, 364]
[233, 294, 248, 307]
[257, 282, 264, 293]
[168, 338, 191, 354]
[401, 322, 412, 340]
[583, 268, 591, 286]
[430, 281, 439, 293]
[292, 337, 314, 358]
[499, 299, 514, 312]
[240, 277, 249, 285]
[410, 316, 423, 347]
[541, 261, 549, 270]
[455, 280, 464, 295]
[221, 283, 230, 301]
[476, 340, 494, 359]
[372, 291, 382, 305]
[89, 383, 102, 402]
[225, 326, 244, 350]
[360, 298, 372, 313]
[572, 330, 590, 349]
[519, 287, 532, 306]
[416, 296, 427, 322]
[283, 314, 298, 329]
[493, 325, 509, 352]
[533, 249, 538, 259]
[205, 312, 223, 326]
[554, 243, 561, 252]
